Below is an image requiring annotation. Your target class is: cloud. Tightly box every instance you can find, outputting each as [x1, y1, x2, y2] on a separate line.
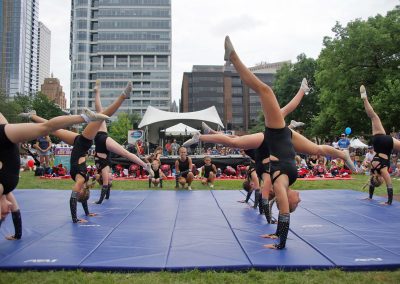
[213, 15, 265, 35]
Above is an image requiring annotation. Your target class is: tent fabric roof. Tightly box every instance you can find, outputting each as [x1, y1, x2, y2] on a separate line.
[350, 138, 369, 149]
[138, 106, 224, 144]
[165, 123, 199, 136]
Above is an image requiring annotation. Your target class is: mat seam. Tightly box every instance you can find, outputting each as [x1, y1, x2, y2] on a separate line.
[77, 190, 151, 267]
[210, 190, 253, 268]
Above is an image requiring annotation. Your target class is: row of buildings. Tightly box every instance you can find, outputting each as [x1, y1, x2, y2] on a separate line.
[1, 0, 287, 132]
[0, 0, 66, 108]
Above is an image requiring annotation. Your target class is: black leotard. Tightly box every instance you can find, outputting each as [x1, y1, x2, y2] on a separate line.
[371, 134, 393, 174]
[265, 127, 297, 186]
[0, 124, 20, 195]
[70, 135, 93, 182]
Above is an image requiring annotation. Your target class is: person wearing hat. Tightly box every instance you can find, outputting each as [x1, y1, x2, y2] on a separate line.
[338, 133, 350, 150]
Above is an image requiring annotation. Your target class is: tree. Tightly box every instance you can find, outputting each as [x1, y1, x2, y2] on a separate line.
[0, 92, 22, 123]
[109, 112, 141, 144]
[31, 92, 65, 119]
[273, 54, 318, 137]
[314, 7, 400, 138]
[248, 54, 317, 136]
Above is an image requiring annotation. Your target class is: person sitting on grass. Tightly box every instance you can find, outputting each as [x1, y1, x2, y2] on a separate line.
[175, 146, 194, 190]
[149, 159, 166, 188]
[199, 156, 217, 189]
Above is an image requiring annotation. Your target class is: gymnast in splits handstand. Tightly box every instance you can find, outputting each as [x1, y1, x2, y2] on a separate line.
[360, 85, 399, 205]
[92, 80, 153, 204]
[1, 108, 108, 239]
[28, 82, 133, 223]
[188, 80, 309, 216]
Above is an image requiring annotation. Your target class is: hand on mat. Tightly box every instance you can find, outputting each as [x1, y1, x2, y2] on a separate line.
[260, 233, 278, 239]
[263, 244, 278, 250]
[78, 219, 88, 223]
[5, 235, 18, 241]
[88, 213, 98, 217]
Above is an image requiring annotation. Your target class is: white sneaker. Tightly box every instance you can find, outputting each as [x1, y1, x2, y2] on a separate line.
[224, 36, 235, 61]
[202, 122, 213, 134]
[188, 186, 192, 191]
[300, 78, 310, 95]
[289, 120, 305, 129]
[94, 79, 101, 92]
[360, 85, 367, 99]
[19, 110, 36, 119]
[210, 184, 214, 189]
[182, 132, 200, 147]
[81, 108, 109, 123]
[122, 82, 133, 99]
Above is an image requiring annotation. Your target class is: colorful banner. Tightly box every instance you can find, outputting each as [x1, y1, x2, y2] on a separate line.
[54, 146, 72, 171]
[128, 130, 144, 144]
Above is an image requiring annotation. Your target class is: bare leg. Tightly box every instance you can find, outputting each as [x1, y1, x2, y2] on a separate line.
[200, 133, 263, 149]
[226, 37, 284, 128]
[29, 115, 78, 145]
[4, 114, 87, 144]
[393, 138, 400, 152]
[280, 84, 307, 118]
[361, 86, 385, 135]
[208, 172, 215, 186]
[106, 137, 147, 168]
[0, 112, 8, 124]
[186, 173, 194, 186]
[81, 83, 131, 140]
[94, 80, 107, 133]
[291, 131, 355, 171]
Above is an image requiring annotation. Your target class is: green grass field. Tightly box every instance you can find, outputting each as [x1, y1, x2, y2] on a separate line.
[2, 172, 400, 283]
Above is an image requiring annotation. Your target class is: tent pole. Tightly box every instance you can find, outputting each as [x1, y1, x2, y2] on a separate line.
[146, 126, 150, 155]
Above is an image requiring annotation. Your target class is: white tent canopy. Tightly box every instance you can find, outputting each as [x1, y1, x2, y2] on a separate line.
[350, 138, 369, 149]
[165, 123, 199, 136]
[138, 106, 224, 144]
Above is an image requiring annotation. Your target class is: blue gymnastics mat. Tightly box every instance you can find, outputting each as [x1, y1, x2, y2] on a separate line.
[0, 189, 399, 271]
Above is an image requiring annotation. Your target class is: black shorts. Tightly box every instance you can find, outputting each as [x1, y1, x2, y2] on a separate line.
[0, 124, 20, 195]
[256, 162, 270, 179]
[269, 160, 298, 186]
[180, 172, 189, 179]
[371, 155, 390, 175]
[70, 162, 89, 182]
[95, 156, 111, 172]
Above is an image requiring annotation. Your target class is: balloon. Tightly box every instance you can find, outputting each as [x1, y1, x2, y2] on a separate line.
[345, 127, 352, 135]
[27, 160, 34, 168]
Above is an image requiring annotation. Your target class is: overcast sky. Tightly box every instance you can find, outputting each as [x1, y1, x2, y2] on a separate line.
[39, 0, 398, 107]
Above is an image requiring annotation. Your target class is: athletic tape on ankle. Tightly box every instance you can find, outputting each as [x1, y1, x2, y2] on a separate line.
[12, 209, 22, 239]
[387, 187, 393, 204]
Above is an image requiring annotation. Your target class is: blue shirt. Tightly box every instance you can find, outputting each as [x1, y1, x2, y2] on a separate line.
[338, 138, 350, 149]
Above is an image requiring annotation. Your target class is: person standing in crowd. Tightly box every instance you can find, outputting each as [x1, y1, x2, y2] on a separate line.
[338, 133, 350, 150]
[34, 135, 52, 168]
[165, 140, 172, 155]
[171, 139, 180, 155]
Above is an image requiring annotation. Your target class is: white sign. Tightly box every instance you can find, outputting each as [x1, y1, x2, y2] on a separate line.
[128, 130, 144, 144]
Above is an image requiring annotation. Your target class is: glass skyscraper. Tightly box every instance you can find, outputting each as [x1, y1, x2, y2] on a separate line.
[70, 0, 171, 118]
[0, 0, 39, 97]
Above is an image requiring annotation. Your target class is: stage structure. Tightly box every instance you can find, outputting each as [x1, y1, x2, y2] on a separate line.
[138, 106, 224, 150]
